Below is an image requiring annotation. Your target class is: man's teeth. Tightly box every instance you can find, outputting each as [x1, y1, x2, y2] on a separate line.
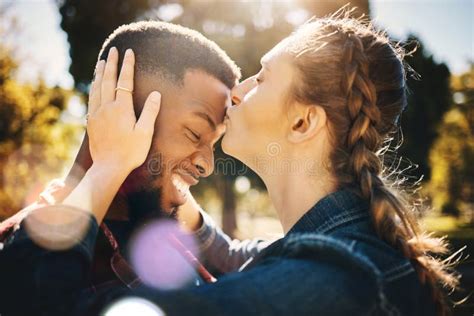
[172, 176, 189, 193]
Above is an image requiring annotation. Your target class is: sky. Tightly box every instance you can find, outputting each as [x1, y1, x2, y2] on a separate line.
[3, 0, 473, 89]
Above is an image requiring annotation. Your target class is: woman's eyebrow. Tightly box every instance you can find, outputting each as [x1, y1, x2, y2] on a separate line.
[260, 59, 270, 71]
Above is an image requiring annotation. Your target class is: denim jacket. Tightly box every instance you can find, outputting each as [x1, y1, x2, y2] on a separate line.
[190, 188, 437, 316]
[0, 188, 436, 315]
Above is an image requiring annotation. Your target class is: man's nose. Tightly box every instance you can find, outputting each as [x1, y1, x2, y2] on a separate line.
[191, 148, 214, 178]
[231, 76, 255, 106]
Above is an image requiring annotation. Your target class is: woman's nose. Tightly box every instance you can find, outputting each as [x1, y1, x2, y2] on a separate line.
[231, 93, 241, 106]
[231, 83, 244, 106]
[231, 76, 255, 106]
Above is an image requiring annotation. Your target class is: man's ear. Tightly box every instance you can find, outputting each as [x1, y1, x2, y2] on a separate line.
[287, 105, 327, 143]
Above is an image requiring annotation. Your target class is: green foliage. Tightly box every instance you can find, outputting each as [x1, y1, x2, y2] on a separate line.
[0, 45, 80, 219]
[57, 0, 370, 92]
[57, 0, 160, 93]
[423, 215, 474, 239]
[429, 64, 474, 218]
[399, 35, 452, 180]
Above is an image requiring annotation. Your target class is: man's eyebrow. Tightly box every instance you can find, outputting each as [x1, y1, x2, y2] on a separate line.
[193, 111, 216, 131]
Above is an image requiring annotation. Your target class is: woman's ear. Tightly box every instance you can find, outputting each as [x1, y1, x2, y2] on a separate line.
[287, 105, 327, 143]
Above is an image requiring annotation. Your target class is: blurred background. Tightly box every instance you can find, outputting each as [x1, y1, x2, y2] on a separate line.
[0, 0, 472, 313]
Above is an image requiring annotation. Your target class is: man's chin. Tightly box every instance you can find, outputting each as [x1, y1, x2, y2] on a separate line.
[126, 187, 166, 223]
[161, 194, 188, 217]
[121, 171, 188, 222]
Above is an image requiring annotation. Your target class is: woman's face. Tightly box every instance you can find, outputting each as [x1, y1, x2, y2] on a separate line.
[222, 42, 296, 172]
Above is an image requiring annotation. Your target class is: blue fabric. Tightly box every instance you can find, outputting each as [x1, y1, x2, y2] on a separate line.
[0, 207, 99, 315]
[77, 189, 436, 315]
[0, 189, 437, 315]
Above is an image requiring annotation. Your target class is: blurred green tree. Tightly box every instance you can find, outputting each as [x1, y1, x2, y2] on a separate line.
[57, 0, 159, 92]
[0, 2, 80, 219]
[0, 45, 79, 219]
[399, 35, 452, 181]
[429, 64, 474, 218]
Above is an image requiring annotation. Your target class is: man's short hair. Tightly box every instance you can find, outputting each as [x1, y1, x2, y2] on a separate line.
[98, 21, 241, 89]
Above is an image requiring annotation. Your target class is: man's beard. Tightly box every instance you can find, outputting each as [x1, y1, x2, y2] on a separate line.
[125, 151, 178, 225]
[126, 187, 164, 224]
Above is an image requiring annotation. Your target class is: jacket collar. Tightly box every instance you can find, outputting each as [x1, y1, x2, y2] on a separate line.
[287, 188, 371, 235]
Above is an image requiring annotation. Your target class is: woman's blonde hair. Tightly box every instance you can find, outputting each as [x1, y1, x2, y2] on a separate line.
[285, 7, 463, 315]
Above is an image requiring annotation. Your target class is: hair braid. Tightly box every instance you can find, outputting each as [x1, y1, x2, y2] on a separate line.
[286, 13, 464, 314]
[339, 29, 459, 316]
[341, 32, 382, 197]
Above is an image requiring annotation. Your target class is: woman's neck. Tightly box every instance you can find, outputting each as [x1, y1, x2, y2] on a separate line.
[258, 150, 336, 235]
[265, 174, 335, 234]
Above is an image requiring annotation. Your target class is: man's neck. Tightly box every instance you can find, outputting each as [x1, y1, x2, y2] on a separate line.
[106, 192, 131, 221]
[107, 186, 165, 224]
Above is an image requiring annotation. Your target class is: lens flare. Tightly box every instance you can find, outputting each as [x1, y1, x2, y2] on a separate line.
[104, 297, 165, 316]
[24, 204, 91, 251]
[2, 144, 63, 216]
[129, 219, 199, 290]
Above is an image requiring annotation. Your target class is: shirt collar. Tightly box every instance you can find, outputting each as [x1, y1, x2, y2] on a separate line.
[287, 188, 370, 235]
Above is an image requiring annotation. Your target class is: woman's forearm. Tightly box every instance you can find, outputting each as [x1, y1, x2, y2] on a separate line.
[178, 192, 204, 232]
[62, 163, 130, 224]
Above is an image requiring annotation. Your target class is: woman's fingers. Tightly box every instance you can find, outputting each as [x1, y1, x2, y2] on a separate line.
[135, 91, 161, 133]
[87, 49, 159, 171]
[88, 60, 105, 115]
[101, 47, 118, 105]
[115, 49, 135, 106]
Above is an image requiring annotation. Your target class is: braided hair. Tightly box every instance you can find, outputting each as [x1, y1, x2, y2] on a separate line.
[285, 9, 462, 315]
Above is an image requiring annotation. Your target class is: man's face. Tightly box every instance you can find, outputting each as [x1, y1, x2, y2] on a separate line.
[124, 70, 230, 214]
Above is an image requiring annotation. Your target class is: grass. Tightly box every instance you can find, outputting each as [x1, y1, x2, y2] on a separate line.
[422, 215, 474, 239]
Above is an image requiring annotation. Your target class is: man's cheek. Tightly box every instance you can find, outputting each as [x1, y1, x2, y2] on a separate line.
[146, 151, 165, 180]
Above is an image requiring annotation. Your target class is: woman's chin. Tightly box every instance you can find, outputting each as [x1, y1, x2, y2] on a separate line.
[222, 135, 248, 166]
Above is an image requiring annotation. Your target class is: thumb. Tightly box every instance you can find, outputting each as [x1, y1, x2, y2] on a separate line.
[135, 91, 161, 132]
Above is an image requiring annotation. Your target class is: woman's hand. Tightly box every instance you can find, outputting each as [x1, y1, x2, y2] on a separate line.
[87, 47, 161, 173]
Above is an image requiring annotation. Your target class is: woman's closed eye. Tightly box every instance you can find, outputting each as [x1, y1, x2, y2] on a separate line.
[254, 71, 264, 84]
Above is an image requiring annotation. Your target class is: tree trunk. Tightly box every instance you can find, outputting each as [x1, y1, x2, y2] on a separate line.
[221, 177, 237, 238]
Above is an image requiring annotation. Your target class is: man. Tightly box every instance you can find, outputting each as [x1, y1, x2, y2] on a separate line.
[69, 21, 240, 287]
[0, 20, 240, 314]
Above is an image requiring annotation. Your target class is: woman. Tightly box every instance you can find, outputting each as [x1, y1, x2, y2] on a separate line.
[180, 13, 461, 315]
[1, 12, 460, 316]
